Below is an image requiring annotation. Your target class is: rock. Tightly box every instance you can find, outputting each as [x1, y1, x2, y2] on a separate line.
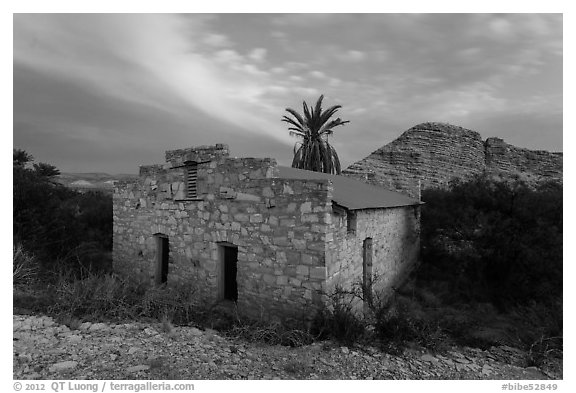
[128, 347, 139, 355]
[144, 327, 158, 335]
[79, 322, 92, 331]
[189, 327, 203, 336]
[67, 335, 82, 343]
[319, 358, 337, 367]
[49, 361, 78, 372]
[343, 122, 562, 198]
[89, 323, 108, 331]
[12, 314, 562, 380]
[420, 354, 437, 363]
[40, 317, 55, 327]
[126, 365, 150, 373]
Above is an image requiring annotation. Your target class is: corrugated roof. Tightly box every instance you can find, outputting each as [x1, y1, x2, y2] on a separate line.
[277, 166, 421, 210]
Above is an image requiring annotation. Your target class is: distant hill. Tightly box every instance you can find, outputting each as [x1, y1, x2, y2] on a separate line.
[343, 122, 563, 198]
[57, 172, 138, 191]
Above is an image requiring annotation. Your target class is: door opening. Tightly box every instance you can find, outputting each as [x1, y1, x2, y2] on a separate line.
[362, 238, 373, 306]
[155, 235, 169, 285]
[221, 244, 238, 302]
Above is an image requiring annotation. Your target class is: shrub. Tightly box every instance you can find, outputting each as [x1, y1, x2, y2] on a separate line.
[47, 273, 144, 320]
[228, 321, 314, 347]
[420, 175, 562, 309]
[311, 285, 365, 344]
[13, 244, 39, 286]
[13, 149, 113, 275]
[372, 294, 449, 354]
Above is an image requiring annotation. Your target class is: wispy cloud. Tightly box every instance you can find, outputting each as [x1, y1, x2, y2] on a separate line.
[337, 50, 366, 62]
[13, 13, 562, 173]
[14, 14, 293, 145]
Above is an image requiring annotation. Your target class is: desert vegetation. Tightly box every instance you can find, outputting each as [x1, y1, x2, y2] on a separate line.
[13, 149, 112, 276]
[282, 94, 349, 174]
[13, 149, 562, 369]
[309, 174, 562, 371]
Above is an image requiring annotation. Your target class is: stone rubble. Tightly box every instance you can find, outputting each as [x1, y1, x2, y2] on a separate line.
[13, 314, 561, 380]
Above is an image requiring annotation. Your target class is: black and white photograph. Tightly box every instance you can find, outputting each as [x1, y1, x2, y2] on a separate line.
[11, 5, 565, 390]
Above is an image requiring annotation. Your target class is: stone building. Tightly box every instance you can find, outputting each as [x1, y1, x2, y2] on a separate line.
[113, 144, 421, 321]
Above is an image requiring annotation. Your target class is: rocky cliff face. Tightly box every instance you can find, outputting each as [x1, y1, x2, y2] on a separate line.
[343, 122, 562, 198]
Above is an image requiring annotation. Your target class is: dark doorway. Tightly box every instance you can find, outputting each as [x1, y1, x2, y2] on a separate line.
[155, 235, 169, 285]
[222, 245, 238, 302]
[362, 238, 373, 306]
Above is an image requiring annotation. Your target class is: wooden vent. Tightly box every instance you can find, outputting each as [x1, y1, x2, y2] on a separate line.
[185, 163, 198, 199]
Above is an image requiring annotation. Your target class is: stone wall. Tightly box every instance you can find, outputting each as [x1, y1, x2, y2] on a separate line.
[344, 122, 563, 197]
[326, 205, 421, 310]
[114, 149, 333, 322]
[165, 144, 229, 167]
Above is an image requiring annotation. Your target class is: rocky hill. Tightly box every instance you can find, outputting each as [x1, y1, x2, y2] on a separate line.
[343, 122, 563, 198]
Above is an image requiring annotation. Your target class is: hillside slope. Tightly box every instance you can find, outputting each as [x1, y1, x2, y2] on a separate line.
[343, 122, 562, 197]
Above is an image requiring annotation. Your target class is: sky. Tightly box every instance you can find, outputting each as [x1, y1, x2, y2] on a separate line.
[13, 13, 563, 174]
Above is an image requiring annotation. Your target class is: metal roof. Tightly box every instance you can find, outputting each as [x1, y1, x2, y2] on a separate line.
[277, 166, 421, 210]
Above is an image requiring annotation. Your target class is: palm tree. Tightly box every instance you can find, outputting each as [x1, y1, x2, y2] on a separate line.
[282, 94, 350, 174]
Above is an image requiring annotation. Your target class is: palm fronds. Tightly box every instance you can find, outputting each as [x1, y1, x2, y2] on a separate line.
[282, 95, 349, 174]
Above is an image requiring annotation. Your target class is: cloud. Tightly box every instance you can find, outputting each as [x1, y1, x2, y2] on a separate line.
[310, 70, 326, 79]
[337, 50, 366, 62]
[13, 13, 562, 172]
[292, 87, 320, 97]
[202, 33, 232, 48]
[213, 49, 244, 63]
[248, 48, 267, 62]
[13, 14, 293, 146]
[488, 17, 514, 39]
[271, 14, 350, 27]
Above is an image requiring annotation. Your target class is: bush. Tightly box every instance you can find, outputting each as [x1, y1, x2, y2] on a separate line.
[13, 149, 113, 275]
[420, 175, 562, 309]
[228, 321, 314, 347]
[311, 285, 365, 344]
[43, 273, 210, 325]
[13, 244, 39, 286]
[372, 294, 449, 354]
[47, 274, 144, 320]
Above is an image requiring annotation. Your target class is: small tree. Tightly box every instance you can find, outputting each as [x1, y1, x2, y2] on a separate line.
[282, 95, 350, 174]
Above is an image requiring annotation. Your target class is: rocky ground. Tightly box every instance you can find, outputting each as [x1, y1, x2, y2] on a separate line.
[13, 314, 562, 380]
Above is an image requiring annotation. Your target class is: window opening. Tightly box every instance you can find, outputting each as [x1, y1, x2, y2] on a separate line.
[155, 235, 169, 285]
[347, 211, 357, 234]
[185, 163, 198, 199]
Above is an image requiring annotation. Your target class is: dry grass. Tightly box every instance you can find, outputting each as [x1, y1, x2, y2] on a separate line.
[13, 244, 38, 286]
[228, 322, 314, 347]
